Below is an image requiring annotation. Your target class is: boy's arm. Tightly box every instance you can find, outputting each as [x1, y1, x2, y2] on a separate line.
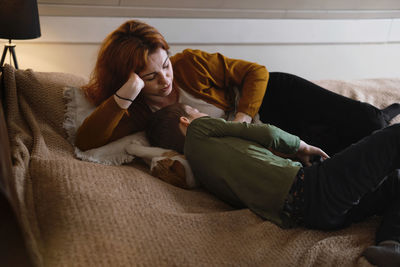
[189, 117, 300, 155]
[189, 117, 329, 166]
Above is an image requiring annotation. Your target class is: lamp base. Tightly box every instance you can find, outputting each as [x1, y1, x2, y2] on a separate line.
[0, 42, 19, 69]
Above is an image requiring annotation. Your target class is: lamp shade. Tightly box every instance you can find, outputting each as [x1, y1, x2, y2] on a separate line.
[0, 0, 41, 40]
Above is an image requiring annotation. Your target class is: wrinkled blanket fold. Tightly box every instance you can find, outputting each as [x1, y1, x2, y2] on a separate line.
[4, 64, 400, 266]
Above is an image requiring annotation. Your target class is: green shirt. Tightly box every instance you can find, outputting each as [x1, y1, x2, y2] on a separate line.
[184, 117, 302, 227]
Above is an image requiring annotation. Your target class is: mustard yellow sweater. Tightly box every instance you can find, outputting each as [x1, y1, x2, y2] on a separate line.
[75, 49, 269, 151]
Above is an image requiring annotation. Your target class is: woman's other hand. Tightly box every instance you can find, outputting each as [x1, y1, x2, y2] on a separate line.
[114, 73, 145, 109]
[234, 112, 252, 123]
[296, 140, 329, 167]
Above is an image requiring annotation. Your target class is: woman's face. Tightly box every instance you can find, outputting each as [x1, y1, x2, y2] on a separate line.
[139, 48, 173, 98]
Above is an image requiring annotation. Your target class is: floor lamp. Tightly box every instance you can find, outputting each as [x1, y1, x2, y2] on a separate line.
[0, 0, 41, 70]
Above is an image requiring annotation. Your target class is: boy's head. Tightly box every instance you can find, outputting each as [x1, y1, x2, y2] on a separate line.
[146, 103, 208, 154]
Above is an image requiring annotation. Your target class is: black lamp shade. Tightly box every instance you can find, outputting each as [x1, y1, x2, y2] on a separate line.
[0, 0, 41, 40]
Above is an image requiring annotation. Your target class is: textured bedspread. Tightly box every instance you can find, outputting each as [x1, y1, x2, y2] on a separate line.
[2, 64, 400, 266]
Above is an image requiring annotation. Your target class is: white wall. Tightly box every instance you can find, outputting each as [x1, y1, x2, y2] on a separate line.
[3, 16, 400, 81]
[37, 0, 400, 19]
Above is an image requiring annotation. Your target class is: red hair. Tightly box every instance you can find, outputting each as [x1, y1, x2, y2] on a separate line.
[83, 20, 170, 105]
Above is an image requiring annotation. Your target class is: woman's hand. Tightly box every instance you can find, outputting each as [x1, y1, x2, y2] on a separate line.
[127, 72, 145, 92]
[233, 112, 252, 123]
[296, 140, 329, 167]
[114, 73, 145, 109]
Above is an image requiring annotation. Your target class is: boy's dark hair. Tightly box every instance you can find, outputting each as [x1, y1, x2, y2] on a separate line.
[146, 103, 189, 154]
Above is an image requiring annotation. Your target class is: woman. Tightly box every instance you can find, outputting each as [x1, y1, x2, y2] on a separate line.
[75, 19, 400, 155]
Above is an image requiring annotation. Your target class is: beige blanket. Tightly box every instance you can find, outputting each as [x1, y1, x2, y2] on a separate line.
[3, 63, 400, 267]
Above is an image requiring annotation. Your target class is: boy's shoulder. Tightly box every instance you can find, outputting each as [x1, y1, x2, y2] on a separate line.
[191, 116, 226, 127]
[187, 117, 224, 136]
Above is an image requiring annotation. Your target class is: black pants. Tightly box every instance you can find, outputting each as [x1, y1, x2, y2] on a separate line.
[302, 124, 400, 243]
[259, 72, 390, 155]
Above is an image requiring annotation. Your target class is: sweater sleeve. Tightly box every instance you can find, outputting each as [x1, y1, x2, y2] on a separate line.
[75, 94, 153, 151]
[171, 49, 269, 118]
[221, 53, 269, 117]
[189, 117, 300, 155]
[75, 96, 128, 151]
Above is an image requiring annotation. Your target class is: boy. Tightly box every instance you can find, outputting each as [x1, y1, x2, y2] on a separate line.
[146, 103, 400, 267]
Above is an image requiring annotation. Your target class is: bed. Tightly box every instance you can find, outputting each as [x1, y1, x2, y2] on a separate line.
[1, 63, 400, 266]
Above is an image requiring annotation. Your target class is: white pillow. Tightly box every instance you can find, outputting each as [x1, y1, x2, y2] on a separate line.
[62, 86, 198, 188]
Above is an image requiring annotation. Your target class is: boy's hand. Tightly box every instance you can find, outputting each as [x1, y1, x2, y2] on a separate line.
[296, 141, 329, 167]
